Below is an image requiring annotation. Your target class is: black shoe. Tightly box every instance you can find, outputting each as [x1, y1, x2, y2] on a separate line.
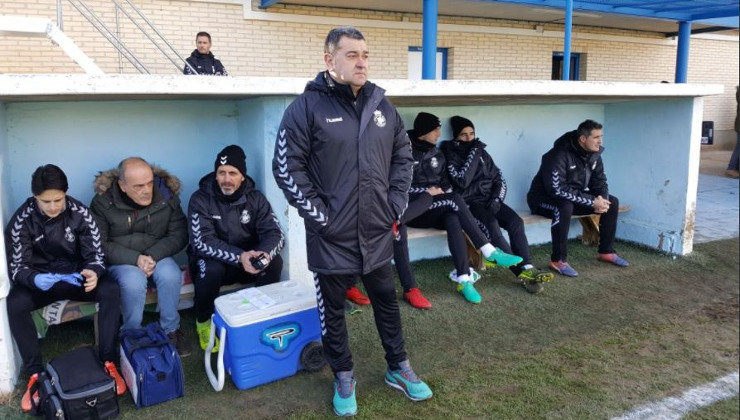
[168, 329, 192, 357]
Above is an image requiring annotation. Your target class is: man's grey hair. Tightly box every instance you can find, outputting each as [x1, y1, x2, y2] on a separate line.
[118, 157, 150, 181]
[324, 27, 365, 54]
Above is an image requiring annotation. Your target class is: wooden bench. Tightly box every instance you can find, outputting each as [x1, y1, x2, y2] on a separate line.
[407, 206, 631, 270]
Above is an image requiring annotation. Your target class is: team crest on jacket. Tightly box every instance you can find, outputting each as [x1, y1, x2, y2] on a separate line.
[373, 110, 386, 127]
[64, 227, 75, 243]
[430, 157, 439, 168]
[240, 209, 251, 224]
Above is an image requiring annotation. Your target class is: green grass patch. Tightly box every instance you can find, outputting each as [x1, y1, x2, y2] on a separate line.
[1, 238, 738, 419]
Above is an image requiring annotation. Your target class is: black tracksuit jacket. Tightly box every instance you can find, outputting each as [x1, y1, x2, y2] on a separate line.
[528, 130, 608, 207]
[5, 196, 106, 290]
[187, 173, 284, 265]
[408, 136, 450, 194]
[441, 139, 507, 207]
[273, 71, 413, 275]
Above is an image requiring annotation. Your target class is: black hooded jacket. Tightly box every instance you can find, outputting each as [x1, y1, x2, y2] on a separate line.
[441, 139, 506, 206]
[188, 173, 284, 266]
[183, 50, 227, 75]
[5, 196, 106, 290]
[528, 130, 608, 207]
[408, 136, 450, 195]
[273, 71, 413, 275]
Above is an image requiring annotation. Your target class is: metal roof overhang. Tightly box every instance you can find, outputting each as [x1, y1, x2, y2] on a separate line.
[260, 0, 739, 33]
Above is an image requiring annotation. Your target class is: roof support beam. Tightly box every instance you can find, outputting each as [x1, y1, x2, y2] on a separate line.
[664, 26, 733, 37]
[675, 20, 691, 83]
[422, 0, 438, 80]
[562, 0, 573, 80]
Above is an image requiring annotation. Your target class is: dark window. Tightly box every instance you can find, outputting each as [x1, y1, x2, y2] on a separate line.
[552, 52, 581, 80]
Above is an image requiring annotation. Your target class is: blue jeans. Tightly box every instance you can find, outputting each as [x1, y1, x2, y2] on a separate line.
[108, 257, 181, 333]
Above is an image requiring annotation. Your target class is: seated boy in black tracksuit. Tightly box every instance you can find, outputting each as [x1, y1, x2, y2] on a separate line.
[5, 165, 125, 413]
[441, 116, 554, 294]
[393, 112, 523, 305]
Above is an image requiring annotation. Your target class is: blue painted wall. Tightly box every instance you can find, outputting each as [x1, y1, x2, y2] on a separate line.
[0, 96, 698, 283]
[0, 103, 11, 225]
[605, 98, 696, 254]
[4, 101, 240, 210]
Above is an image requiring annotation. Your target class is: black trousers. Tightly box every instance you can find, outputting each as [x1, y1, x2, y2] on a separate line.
[315, 263, 407, 373]
[528, 194, 620, 262]
[190, 254, 283, 323]
[402, 193, 488, 281]
[469, 202, 531, 276]
[6, 280, 121, 375]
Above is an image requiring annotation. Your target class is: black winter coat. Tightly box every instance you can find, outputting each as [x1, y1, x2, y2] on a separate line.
[5, 196, 105, 290]
[528, 130, 608, 207]
[183, 50, 227, 75]
[188, 173, 284, 266]
[90, 167, 188, 265]
[408, 137, 450, 195]
[441, 139, 506, 207]
[273, 71, 413, 275]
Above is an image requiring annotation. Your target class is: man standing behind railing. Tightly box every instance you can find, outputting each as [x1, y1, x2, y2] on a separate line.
[183, 31, 227, 76]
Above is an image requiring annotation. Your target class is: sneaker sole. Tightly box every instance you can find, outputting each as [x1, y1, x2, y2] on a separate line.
[597, 258, 629, 267]
[384, 378, 432, 402]
[333, 407, 357, 417]
[549, 266, 578, 277]
[405, 301, 432, 310]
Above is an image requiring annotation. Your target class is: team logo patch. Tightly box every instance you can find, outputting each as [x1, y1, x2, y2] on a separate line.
[373, 110, 386, 127]
[64, 227, 75, 243]
[261, 323, 301, 352]
[430, 157, 439, 168]
[240, 209, 251, 224]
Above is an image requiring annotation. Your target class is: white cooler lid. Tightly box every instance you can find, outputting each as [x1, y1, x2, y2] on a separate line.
[214, 280, 317, 327]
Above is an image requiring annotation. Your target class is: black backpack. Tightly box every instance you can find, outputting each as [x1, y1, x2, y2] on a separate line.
[31, 346, 119, 419]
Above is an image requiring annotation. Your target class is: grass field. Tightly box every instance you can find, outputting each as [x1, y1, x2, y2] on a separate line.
[1, 238, 738, 419]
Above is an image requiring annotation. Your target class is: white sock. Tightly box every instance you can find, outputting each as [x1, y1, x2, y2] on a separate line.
[523, 264, 534, 270]
[458, 274, 471, 284]
[479, 243, 495, 258]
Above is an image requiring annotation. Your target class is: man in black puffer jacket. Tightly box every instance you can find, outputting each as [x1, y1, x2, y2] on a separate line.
[272, 27, 430, 416]
[189, 145, 284, 351]
[183, 31, 227, 75]
[528, 119, 629, 277]
[441, 116, 553, 294]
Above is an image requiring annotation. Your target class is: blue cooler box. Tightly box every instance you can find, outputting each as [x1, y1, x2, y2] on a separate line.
[204, 280, 324, 391]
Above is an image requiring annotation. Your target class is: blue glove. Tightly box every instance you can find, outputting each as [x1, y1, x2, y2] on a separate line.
[34, 273, 63, 291]
[59, 273, 84, 287]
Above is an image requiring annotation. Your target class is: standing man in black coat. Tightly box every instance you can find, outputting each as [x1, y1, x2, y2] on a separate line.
[272, 27, 431, 416]
[189, 145, 284, 352]
[183, 31, 227, 76]
[441, 116, 553, 294]
[528, 119, 629, 277]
